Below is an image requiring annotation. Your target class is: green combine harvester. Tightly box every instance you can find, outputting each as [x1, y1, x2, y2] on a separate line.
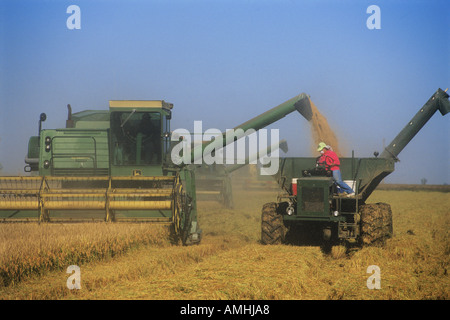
[0, 94, 312, 245]
[261, 88, 449, 246]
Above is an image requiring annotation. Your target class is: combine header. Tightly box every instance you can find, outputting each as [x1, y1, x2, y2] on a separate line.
[0, 93, 313, 245]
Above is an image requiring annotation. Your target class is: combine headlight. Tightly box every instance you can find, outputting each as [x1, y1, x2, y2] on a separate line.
[43, 160, 50, 169]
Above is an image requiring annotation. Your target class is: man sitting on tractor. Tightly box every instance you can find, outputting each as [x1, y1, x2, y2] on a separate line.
[316, 142, 355, 197]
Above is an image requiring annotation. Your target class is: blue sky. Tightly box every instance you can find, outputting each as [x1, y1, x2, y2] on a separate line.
[0, 0, 448, 184]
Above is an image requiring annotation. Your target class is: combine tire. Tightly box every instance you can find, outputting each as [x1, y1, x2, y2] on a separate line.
[359, 202, 393, 246]
[261, 202, 286, 245]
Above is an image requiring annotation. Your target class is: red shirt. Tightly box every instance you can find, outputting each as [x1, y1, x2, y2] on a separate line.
[317, 149, 340, 171]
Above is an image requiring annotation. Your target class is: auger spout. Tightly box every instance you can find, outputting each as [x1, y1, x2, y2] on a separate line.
[380, 88, 449, 161]
[191, 93, 311, 163]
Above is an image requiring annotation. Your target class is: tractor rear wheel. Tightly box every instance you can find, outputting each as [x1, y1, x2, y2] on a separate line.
[359, 202, 393, 246]
[261, 202, 286, 245]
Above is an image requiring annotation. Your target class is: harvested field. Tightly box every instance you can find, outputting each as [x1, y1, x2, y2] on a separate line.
[0, 182, 449, 300]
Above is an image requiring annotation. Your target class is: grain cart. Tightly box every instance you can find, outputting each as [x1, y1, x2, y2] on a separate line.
[261, 88, 450, 246]
[0, 93, 313, 245]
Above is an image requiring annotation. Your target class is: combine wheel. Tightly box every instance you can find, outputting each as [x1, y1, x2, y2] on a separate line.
[261, 202, 286, 245]
[359, 202, 393, 246]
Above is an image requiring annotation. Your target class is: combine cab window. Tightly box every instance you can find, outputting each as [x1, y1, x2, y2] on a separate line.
[110, 111, 161, 165]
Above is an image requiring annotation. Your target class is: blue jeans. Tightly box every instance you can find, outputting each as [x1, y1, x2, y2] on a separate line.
[332, 170, 354, 194]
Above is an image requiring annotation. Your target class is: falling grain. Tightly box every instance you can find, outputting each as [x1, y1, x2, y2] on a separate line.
[308, 98, 343, 157]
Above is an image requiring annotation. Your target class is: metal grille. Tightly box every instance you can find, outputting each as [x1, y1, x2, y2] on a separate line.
[301, 187, 324, 212]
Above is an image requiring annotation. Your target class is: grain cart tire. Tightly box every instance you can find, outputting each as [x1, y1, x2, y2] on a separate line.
[359, 202, 393, 246]
[261, 202, 286, 245]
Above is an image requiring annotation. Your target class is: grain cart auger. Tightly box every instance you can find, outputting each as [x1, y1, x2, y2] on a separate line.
[0, 93, 313, 245]
[261, 88, 450, 246]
